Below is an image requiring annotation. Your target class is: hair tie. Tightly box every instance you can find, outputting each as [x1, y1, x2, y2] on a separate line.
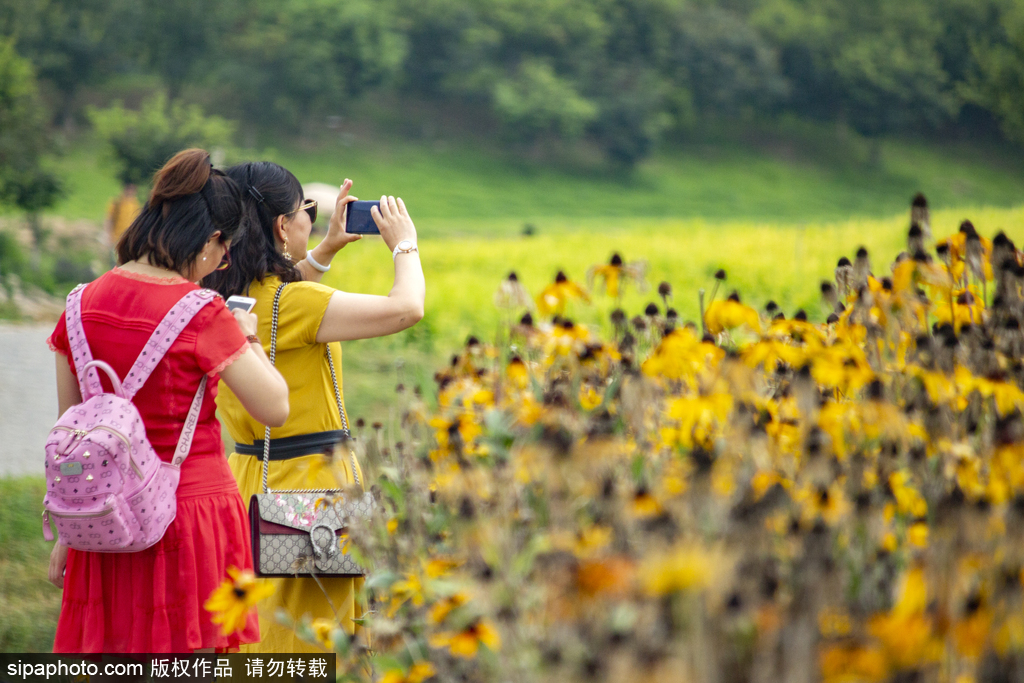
[248, 186, 266, 204]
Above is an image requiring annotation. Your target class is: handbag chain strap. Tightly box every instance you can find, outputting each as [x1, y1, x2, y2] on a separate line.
[261, 283, 362, 495]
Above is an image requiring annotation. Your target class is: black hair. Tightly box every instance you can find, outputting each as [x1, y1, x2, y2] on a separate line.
[202, 161, 303, 297]
[116, 149, 243, 275]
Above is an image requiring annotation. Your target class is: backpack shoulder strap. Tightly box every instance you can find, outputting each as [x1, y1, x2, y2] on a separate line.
[120, 288, 219, 469]
[64, 284, 103, 400]
[119, 288, 219, 400]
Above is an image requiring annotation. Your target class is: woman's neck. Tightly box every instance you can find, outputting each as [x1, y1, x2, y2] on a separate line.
[118, 259, 191, 282]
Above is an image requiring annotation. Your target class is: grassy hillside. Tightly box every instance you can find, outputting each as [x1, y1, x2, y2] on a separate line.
[18, 128, 1024, 419]
[43, 128, 1024, 234]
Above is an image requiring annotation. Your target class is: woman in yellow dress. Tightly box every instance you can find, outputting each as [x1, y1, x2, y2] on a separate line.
[203, 161, 425, 652]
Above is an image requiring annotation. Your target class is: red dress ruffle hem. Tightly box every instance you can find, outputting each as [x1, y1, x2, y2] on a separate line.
[48, 269, 257, 653]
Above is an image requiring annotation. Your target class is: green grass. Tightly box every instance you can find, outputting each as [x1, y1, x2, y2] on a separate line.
[0, 478, 60, 653]
[36, 127, 1024, 235]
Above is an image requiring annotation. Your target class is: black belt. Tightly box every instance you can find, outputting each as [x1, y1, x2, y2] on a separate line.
[234, 430, 350, 460]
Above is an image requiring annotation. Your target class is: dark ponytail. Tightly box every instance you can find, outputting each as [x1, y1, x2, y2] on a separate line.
[117, 148, 243, 275]
[148, 149, 213, 207]
[202, 161, 303, 297]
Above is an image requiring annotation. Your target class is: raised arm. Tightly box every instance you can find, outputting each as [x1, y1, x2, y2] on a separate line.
[297, 179, 360, 284]
[315, 195, 425, 343]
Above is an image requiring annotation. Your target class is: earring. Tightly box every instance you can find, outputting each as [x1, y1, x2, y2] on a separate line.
[283, 238, 293, 263]
[203, 257, 207, 261]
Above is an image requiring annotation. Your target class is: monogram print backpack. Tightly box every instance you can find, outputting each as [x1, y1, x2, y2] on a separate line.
[42, 284, 217, 552]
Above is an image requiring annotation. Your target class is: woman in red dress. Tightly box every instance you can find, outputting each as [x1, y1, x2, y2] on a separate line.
[46, 149, 290, 653]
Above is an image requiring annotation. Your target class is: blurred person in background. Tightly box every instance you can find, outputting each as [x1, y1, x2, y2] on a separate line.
[203, 161, 424, 652]
[104, 183, 140, 252]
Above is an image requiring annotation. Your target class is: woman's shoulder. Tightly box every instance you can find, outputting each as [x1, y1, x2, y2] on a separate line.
[249, 276, 334, 346]
[251, 276, 335, 304]
[82, 269, 197, 310]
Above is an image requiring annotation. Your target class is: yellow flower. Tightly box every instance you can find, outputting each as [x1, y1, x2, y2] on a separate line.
[908, 522, 929, 548]
[667, 391, 733, 449]
[810, 341, 874, 393]
[953, 606, 992, 661]
[972, 374, 1024, 416]
[794, 482, 851, 526]
[939, 230, 993, 281]
[588, 255, 623, 297]
[579, 384, 602, 410]
[743, 338, 809, 373]
[425, 556, 462, 578]
[506, 355, 530, 390]
[203, 566, 275, 636]
[536, 271, 589, 316]
[429, 619, 501, 658]
[704, 296, 761, 335]
[631, 488, 663, 518]
[819, 643, 887, 683]
[639, 544, 720, 596]
[642, 327, 724, 382]
[381, 663, 437, 683]
[587, 253, 648, 298]
[430, 413, 483, 452]
[311, 617, 338, 650]
[868, 567, 942, 670]
[575, 556, 636, 598]
[428, 592, 469, 624]
[889, 471, 928, 518]
[933, 288, 985, 333]
[388, 572, 426, 616]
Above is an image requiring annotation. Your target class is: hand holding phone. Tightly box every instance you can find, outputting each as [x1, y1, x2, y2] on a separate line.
[321, 179, 362, 252]
[225, 296, 257, 313]
[371, 195, 418, 252]
[226, 296, 259, 337]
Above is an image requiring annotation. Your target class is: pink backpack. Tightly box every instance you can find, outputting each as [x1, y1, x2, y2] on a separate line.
[41, 283, 218, 552]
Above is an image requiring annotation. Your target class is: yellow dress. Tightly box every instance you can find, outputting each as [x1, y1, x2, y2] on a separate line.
[217, 275, 366, 653]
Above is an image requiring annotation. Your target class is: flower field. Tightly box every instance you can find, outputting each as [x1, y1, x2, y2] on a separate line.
[244, 200, 1024, 682]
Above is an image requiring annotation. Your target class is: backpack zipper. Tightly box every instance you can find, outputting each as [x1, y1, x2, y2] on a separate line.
[51, 426, 142, 479]
[47, 506, 114, 519]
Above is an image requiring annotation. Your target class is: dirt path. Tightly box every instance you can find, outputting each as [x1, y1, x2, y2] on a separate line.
[0, 324, 57, 478]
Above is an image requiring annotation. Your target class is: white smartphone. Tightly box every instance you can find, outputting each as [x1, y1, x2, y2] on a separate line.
[225, 295, 257, 313]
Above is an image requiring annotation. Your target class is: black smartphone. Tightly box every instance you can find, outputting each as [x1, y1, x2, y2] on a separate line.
[346, 200, 381, 235]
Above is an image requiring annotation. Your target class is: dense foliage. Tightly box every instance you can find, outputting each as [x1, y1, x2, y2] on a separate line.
[237, 196, 1024, 682]
[3, 0, 1024, 166]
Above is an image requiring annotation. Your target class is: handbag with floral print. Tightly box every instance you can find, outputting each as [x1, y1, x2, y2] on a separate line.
[248, 283, 376, 577]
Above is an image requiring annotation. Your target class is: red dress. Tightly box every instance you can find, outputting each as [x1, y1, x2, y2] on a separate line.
[48, 268, 259, 652]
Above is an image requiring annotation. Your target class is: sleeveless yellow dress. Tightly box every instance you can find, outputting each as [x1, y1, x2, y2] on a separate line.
[217, 276, 366, 653]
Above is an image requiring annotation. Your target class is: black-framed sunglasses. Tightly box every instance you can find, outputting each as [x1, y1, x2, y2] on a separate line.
[284, 199, 318, 224]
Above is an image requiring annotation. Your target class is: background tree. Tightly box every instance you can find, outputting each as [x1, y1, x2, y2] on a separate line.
[219, 0, 405, 130]
[754, 0, 959, 150]
[0, 39, 62, 265]
[0, 0, 116, 126]
[87, 92, 236, 186]
[959, 0, 1024, 144]
[5, 0, 1024, 172]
